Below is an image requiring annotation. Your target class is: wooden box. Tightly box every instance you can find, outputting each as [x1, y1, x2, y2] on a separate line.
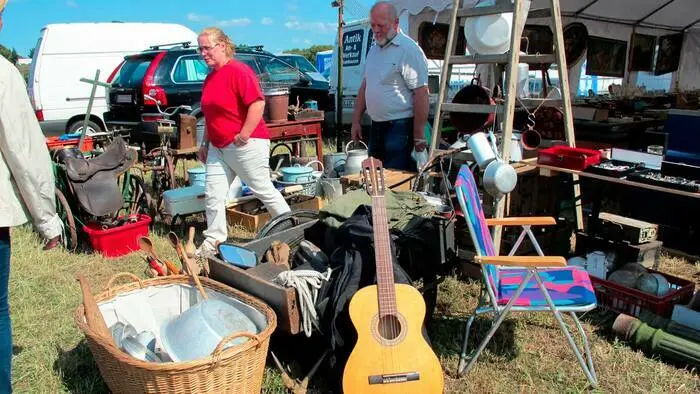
[597, 212, 658, 244]
[226, 196, 324, 233]
[340, 170, 416, 193]
[177, 114, 197, 150]
[575, 231, 663, 269]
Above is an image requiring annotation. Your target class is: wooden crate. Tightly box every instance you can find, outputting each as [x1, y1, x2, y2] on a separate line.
[597, 212, 658, 244]
[340, 169, 416, 193]
[574, 231, 663, 269]
[226, 196, 324, 233]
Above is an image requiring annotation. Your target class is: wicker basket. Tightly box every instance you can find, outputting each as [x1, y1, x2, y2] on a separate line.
[74, 273, 277, 394]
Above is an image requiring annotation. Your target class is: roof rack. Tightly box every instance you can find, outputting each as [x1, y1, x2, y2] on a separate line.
[237, 45, 265, 52]
[148, 41, 192, 51]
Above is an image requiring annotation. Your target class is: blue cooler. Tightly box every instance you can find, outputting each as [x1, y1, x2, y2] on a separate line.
[187, 167, 207, 187]
[163, 185, 206, 217]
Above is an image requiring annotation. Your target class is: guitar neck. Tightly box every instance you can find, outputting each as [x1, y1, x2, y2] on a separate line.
[371, 195, 397, 317]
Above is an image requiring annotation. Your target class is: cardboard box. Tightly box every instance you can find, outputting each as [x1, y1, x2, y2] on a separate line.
[340, 169, 416, 193]
[226, 196, 324, 233]
[573, 106, 609, 121]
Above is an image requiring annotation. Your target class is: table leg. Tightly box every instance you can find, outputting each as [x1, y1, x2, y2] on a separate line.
[315, 132, 324, 162]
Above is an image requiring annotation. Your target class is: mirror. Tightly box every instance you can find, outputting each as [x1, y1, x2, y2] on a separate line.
[217, 244, 258, 269]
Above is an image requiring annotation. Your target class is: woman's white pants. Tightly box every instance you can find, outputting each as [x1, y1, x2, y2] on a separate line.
[201, 138, 290, 255]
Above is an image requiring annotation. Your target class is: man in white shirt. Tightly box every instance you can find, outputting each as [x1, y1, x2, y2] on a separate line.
[1, 1, 62, 389]
[350, 1, 429, 171]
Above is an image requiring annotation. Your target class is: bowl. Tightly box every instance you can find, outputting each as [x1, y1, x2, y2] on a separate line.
[463, 0, 531, 55]
[160, 299, 261, 362]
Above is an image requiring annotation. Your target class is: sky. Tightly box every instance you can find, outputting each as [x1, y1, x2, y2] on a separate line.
[0, 0, 376, 57]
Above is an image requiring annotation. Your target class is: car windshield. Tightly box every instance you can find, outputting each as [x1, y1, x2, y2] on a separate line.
[279, 55, 317, 73]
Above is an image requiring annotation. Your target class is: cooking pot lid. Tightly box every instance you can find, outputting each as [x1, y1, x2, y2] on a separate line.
[280, 165, 313, 175]
[485, 160, 517, 195]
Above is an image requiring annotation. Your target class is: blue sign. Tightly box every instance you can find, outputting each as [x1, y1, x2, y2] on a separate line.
[343, 29, 364, 67]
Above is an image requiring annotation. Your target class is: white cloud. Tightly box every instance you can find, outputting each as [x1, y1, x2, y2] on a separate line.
[187, 12, 211, 23]
[304, 39, 312, 45]
[261, 17, 274, 25]
[66, 0, 78, 7]
[216, 18, 253, 27]
[284, 19, 336, 34]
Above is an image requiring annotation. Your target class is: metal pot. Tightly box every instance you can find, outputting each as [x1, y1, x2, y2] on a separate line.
[280, 164, 314, 183]
[467, 132, 497, 168]
[323, 152, 347, 176]
[305, 160, 325, 179]
[319, 177, 343, 200]
[344, 140, 369, 175]
[483, 160, 517, 197]
[450, 78, 496, 133]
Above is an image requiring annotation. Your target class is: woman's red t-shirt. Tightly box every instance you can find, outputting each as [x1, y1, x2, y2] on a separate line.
[201, 60, 269, 148]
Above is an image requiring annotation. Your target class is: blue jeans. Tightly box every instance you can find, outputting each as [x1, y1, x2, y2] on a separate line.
[0, 227, 10, 393]
[368, 117, 417, 172]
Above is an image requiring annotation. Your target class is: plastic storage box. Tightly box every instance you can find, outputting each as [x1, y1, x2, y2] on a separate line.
[537, 146, 601, 171]
[163, 185, 206, 217]
[83, 214, 151, 258]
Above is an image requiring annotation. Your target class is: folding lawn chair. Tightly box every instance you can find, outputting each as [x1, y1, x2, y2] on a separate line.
[454, 165, 598, 387]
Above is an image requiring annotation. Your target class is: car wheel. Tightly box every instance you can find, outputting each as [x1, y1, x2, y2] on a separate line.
[68, 119, 102, 136]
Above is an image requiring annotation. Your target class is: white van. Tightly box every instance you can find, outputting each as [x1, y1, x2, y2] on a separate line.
[28, 22, 198, 137]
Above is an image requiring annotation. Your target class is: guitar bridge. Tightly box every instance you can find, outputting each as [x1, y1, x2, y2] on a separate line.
[368, 372, 420, 385]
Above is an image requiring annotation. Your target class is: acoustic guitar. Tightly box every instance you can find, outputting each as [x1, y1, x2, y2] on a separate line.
[342, 157, 444, 393]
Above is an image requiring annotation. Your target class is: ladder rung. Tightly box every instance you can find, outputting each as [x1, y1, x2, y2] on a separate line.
[457, 3, 514, 18]
[517, 98, 563, 107]
[442, 103, 500, 114]
[449, 54, 556, 65]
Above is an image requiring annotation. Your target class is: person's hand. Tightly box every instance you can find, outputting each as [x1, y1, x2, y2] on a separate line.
[351, 122, 362, 142]
[234, 133, 249, 147]
[414, 136, 427, 152]
[198, 143, 209, 163]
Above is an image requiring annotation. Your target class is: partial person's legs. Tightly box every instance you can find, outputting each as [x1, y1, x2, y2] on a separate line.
[0, 227, 12, 393]
[201, 147, 235, 256]
[367, 121, 387, 163]
[382, 117, 415, 171]
[224, 139, 291, 218]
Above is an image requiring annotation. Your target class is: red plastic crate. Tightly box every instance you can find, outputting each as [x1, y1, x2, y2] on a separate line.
[46, 136, 94, 152]
[537, 146, 601, 171]
[83, 215, 151, 258]
[590, 269, 694, 317]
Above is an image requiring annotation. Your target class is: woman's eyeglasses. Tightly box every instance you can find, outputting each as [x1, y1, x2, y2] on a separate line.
[197, 43, 220, 54]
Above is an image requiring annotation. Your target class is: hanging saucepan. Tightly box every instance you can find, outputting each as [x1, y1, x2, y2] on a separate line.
[483, 159, 518, 197]
[450, 78, 496, 134]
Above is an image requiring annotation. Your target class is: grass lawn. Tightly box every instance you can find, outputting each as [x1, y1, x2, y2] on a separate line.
[7, 223, 699, 393]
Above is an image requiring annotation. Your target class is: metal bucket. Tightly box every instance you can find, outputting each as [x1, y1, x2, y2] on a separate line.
[467, 131, 497, 168]
[263, 87, 289, 123]
[319, 177, 343, 200]
[323, 152, 347, 176]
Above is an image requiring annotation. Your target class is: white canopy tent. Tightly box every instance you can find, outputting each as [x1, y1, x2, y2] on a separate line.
[390, 0, 700, 91]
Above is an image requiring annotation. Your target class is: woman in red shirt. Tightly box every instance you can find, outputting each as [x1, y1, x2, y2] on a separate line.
[197, 27, 290, 256]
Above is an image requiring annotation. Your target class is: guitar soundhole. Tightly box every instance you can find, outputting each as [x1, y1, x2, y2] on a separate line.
[377, 315, 402, 340]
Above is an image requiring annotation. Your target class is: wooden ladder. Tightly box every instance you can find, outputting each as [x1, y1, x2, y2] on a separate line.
[429, 0, 583, 252]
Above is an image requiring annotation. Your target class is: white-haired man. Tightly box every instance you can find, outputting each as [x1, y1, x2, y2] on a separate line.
[351, 1, 429, 171]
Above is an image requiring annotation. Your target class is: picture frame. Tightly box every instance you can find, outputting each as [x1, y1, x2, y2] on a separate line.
[417, 22, 466, 59]
[655, 33, 683, 75]
[586, 36, 628, 77]
[629, 34, 656, 72]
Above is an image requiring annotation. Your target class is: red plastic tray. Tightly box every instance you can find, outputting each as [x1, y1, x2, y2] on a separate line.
[46, 136, 94, 152]
[83, 214, 151, 258]
[537, 146, 601, 171]
[590, 269, 694, 318]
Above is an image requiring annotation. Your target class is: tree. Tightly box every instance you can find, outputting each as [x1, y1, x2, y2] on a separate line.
[28, 48, 35, 59]
[283, 45, 333, 64]
[0, 44, 19, 63]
